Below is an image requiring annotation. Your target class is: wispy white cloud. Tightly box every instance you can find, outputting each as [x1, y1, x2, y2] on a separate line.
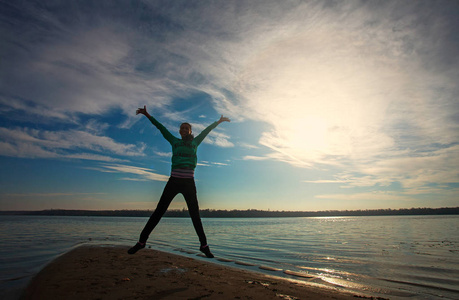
[0, 127, 145, 161]
[315, 187, 459, 208]
[304, 144, 459, 196]
[203, 132, 234, 148]
[197, 162, 210, 167]
[239, 143, 259, 150]
[315, 191, 416, 203]
[304, 179, 349, 184]
[83, 119, 110, 135]
[0, 97, 72, 122]
[89, 163, 169, 182]
[355, 145, 459, 190]
[242, 156, 268, 161]
[211, 162, 230, 166]
[200, 160, 229, 167]
[154, 151, 172, 158]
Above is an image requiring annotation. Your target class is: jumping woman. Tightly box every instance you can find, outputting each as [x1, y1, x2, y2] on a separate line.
[128, 105, 230, 258]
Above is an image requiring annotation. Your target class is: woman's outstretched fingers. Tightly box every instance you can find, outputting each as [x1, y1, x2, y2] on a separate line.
[218, 115, 231, 124]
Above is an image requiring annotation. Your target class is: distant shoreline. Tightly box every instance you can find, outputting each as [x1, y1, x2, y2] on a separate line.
[1, 207, 458, 218]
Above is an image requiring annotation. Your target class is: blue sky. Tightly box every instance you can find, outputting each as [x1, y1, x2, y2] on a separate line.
[1, 0, 458, 211]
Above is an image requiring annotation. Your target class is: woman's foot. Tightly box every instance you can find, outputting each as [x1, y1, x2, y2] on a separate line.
[200, 245, 214, 258]
[128, 242, 145, 254]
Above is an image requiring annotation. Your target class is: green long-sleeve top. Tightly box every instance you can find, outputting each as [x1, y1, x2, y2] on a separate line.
[148, 116, 218, 171]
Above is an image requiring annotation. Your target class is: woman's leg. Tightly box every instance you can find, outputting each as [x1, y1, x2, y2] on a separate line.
[139, 179, 178, 243]
[184, 186, 214, 258]
[182, 179, 207, 246]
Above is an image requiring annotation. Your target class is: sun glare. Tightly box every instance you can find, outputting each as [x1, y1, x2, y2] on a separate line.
[237, 27, 400, 167]
[288, 116, 328, 152]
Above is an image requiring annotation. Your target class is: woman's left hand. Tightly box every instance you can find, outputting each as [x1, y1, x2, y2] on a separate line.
[218, 115, 231, 124]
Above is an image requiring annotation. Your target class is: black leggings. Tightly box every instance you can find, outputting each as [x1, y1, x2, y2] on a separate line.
[139, 177, 207, 246]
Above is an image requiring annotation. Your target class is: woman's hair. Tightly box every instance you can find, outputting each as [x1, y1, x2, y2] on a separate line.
[181, 122, 192, 130]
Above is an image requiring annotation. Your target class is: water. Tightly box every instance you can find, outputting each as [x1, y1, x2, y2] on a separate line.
[0, 215, 458, 299]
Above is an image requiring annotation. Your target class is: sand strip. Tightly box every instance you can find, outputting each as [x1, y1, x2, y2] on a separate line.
[22, 245, 364, 300]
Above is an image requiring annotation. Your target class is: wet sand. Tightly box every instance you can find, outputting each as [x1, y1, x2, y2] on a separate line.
[22, 245, 366, 299]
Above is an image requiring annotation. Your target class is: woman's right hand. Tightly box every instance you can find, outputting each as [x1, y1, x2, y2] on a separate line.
[136, 105, 148, 116]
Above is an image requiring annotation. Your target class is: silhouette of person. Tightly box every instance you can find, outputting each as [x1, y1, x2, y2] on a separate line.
[128, 105, 230, 258]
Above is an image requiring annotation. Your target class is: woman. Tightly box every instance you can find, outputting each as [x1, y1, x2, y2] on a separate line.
[128, 106, 230, 258]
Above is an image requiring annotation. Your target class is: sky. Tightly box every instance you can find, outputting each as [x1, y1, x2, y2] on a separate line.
[0, 0, 458, 212]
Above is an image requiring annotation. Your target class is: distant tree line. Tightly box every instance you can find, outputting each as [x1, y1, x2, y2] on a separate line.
[1, 207, 458, 218]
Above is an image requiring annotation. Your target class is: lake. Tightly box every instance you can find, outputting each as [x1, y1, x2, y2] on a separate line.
[0, 215, 458, 299]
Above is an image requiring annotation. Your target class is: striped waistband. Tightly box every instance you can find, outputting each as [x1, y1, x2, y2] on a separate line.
[171, 168, 195, 179]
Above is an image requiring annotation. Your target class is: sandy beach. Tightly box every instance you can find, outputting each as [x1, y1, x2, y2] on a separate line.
[22, 245, 366, 300]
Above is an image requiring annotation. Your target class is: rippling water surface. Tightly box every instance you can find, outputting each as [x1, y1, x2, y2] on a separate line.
[0, 215, 458, 299]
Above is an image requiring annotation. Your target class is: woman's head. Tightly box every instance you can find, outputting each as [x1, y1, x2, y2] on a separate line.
[179, 123, 193, 140]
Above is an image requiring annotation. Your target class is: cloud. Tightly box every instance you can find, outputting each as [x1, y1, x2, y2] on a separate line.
[0, 126, 145, 161]
[1, 2, 179, 120]
[200, 160, 229, 167]
[239, 143, 259, 150]
[355, 145, 459, 190]
[314, 186, 459, 207]
[83, 119, 110, 135]
[154, 151, 172, 158]
[315, 191, 416, 203]
[203, 132, 234, 148]
[0, 97, 71, 122]
[242, 155, 270, 161]
[304, 144, 459, 195]
[229, 10, 456, 168]
[89, 163, 169, 182]
[193, 1, 458, 195]
[304, 179, 348, 184]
